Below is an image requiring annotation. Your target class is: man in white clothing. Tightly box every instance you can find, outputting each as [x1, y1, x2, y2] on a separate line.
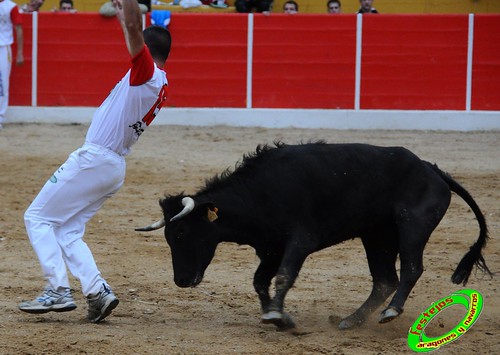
[19, 0, 172, 323]
[0, 0, 23, 129]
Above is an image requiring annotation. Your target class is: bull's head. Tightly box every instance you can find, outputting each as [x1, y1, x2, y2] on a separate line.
[136, 195, 219, 288]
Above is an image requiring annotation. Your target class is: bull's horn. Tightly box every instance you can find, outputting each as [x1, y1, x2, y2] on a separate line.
[135, 219, 165, 232]
[170, 197, 195, 222]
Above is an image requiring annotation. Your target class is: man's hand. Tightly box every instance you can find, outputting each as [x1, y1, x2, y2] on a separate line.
[112, 0, 124, 22]
[16, 53, 24, 66]
[14, 24, 24, 66]
[113, 0, 144, 58]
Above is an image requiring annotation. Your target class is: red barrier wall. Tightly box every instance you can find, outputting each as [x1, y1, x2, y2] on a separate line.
[37, 14, 130, 106]
[10, 15, 32, 106]
[9, 13, 500, 111]
[166, 14, 247, 108]
[361, 15, 468, 110]
[472, 15, 500, 111]
[253, 15, 356, 109]
[11, 13, 130, 106]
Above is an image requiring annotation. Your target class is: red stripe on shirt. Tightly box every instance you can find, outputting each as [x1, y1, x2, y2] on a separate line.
[142, 84, 168, 126]
[130, 45, 155, 86]
[11, 6, 23, 25]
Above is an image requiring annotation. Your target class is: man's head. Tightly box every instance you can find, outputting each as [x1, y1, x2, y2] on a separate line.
[29, 0, 44, 11]
[144, 25, 172, 66]
[327, 0, 341, 14]
[359, 0, 374, 13]
[59, 0, 73, 11]
[283, 1, 298, 14]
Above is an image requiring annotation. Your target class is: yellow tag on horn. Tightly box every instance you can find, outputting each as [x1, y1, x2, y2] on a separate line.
[207, 207, 218, 222]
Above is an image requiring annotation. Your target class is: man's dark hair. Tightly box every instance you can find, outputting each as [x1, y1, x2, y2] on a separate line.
[144, 25, 172, 64]
[60, 0, 73, 6]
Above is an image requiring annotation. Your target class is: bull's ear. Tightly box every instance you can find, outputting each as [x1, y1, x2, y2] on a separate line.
[207, 206, 218, 222]
[197, 202, 218, 222]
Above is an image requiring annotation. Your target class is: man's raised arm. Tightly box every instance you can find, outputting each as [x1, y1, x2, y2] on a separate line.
[113, 0, 145, 57]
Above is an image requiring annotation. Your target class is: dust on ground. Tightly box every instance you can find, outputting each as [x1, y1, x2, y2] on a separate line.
[1, 123, 498, 354]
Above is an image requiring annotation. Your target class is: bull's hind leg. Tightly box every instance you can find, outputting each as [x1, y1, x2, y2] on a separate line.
[338, 235, 399, 329]
[378, 173, 451, 323]
[379, 238, 426, 323]
[380, 205, 447, 323]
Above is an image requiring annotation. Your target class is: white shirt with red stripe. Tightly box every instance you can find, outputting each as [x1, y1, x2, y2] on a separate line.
[86, 45, 168, 156]
[0, 0, 22, 46]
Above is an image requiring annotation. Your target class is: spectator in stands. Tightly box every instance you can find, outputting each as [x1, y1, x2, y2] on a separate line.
[52, 0, 77, 13]
[100, 1, 148, 16]
[235, 0, 273, 13]
[357, 0, 378, 14]
[283, 1, 297, 14]
[0, 0, 24, 130]
[327, 0, 341, 14]
[206, 0, 229, 9]
[19, 0, 44, 13]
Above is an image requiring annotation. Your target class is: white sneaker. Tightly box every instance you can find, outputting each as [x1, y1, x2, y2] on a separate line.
[19, 287, 77, 314]
[87, 283, 119, 323]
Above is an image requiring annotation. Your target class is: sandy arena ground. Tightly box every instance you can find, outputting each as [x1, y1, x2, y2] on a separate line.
[0, 123, 498, 354]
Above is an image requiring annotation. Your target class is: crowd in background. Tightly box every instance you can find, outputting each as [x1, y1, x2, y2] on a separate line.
[281, 0, 378, 15]
[15, 0, 380, 15]
[227, 0, 378, 14]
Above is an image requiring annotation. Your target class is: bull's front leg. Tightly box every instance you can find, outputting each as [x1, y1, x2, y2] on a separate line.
[261, 273, 297, 331]
[253, 257, 280, 315]
[261, 244, 310, 331]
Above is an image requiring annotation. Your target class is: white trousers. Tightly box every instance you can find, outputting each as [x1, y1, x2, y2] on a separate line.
[24, 143, 126, 296]
[0, 45, 12, 124]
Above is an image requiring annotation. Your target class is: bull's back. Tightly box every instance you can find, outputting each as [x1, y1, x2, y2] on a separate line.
[232, 143, 449, 235]
[253, 143, 425, 195]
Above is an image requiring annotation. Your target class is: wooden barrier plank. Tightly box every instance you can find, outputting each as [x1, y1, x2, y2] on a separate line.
[253, 14, 356, 108]
[36, 13, 129, 106]
[472, 15, 500, 111]
[165, 13, 247, 107]
[10, 14, 32, 106]
[361, 15, 468, 110]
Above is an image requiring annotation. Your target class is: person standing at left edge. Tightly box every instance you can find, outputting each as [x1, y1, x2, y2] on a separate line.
[19, 0, 171, 323]
[0, 0, 24, 130]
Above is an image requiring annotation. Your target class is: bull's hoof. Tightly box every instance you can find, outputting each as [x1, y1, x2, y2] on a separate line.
[338, 314, 364, 330]
[379, 307, 403, 323]
[261, 311, 296, 331]
[262, 310, 282, 323]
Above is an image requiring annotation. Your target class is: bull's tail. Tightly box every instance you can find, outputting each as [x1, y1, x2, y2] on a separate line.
[427, 162, 493, 285]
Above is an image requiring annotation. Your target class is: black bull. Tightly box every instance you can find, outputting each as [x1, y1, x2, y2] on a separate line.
[136, 142, 492, 331]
